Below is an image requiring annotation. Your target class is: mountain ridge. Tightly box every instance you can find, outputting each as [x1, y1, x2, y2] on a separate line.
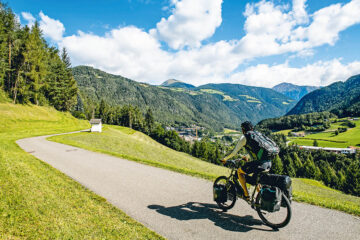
[73, 65, 296, 130]
[272, 82, 319, 101]
[286, 74, 360, 116]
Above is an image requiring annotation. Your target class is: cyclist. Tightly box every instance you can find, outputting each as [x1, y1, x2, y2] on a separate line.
[221, 121, 275, 200]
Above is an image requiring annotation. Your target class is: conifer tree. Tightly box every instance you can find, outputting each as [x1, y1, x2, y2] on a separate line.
[283, 155, 296, 177]
[145, 108, 155, 134]
[23, 22, 47, 105]
[271, 155, 283, 174]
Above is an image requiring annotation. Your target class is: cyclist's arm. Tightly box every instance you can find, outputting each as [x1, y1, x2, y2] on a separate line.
[222, 135, 246, 163]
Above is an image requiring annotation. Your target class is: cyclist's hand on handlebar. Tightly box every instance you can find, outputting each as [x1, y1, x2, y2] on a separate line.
[221, 159, 226, 165]
[242, 155, 249, 162]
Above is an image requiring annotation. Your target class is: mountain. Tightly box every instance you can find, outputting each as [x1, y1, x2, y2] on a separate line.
[161, 79, 196, 89]
[73, 66, 296, 131]
[272, 83, 319, 101]
[286, 74, 360, 116]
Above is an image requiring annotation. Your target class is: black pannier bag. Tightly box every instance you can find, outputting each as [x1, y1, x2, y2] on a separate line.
[213, 184, 227, 202]
[260, 174, 292, 206]
[260, 186, 282, 212]
[244, 131, 280, 160]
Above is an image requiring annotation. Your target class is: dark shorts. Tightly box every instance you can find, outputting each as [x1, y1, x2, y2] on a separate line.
[242, 160, 272, 174]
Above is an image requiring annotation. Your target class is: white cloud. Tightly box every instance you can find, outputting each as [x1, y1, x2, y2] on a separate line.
[151, 0, 223, 49]
[38, 0, 360, 88]
[236, 0, 360, 60]
[39, 11, 65, 42]
[60, 26, 172, 84]
[229, 59, 360, 87]
[21, 12, 35, 27]
[302, 0, 360, 46]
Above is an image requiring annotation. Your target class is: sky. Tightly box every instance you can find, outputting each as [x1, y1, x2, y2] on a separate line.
[9, 0, 360, 87]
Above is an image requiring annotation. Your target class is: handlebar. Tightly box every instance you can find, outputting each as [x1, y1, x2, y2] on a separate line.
[224, 159, 242, 168]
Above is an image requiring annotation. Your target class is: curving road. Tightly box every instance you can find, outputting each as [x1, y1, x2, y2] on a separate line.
[17, 134, 360, 240]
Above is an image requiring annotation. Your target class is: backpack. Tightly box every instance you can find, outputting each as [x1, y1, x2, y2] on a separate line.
[244, 131, 280, 160]
[260, 186, 282, 212]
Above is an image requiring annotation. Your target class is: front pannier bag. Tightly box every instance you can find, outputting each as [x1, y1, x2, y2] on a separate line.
[213, 184, 227, 203]
[260, 186, 282, 212]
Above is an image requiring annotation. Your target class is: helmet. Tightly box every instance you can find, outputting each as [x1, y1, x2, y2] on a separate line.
[241, 121, 253, 133]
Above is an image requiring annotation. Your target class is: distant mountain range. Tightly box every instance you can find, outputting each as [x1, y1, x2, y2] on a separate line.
[272, 83, 319, 101]
[161, 79, 195, 89]
[287, 74, 360, 116]
[73, 66, 296, 131]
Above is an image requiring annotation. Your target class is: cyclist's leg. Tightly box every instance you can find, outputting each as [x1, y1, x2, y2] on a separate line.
[237, 161, 260, 198]
[237, 168, 249, 197]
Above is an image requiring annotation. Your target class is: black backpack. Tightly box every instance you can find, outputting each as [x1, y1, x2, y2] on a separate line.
[244, 130, 280, 160]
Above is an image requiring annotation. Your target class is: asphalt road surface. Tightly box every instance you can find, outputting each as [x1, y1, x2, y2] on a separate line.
[17, 134, 360, 240]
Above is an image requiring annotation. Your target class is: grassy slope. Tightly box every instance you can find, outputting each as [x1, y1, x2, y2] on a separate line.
[50, 125, 229, 180]
[290, 119, 360, 147]
[0, 101, 163, 239]
[50, 125, 360, 216]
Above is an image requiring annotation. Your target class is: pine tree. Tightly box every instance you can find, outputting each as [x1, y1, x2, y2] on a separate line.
[283, 155, 296, 177]
[271, 155, 283, 174]
[145, 108, 155, 134]
[303, 156, 320, 179]
[292, 152, 303, 176]
[23, 22, 47, 105]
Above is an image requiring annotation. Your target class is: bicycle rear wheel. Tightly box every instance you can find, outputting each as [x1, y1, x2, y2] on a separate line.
[256, 192, 292, 229]
[213, 176, 236, 210]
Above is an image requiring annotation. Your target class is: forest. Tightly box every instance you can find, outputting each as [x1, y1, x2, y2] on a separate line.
[257, 112, 335, 131]
[0, 3, 77, 111]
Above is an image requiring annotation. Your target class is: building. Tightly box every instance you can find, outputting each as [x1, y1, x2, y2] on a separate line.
[90, 119, 102, 132]
[298, 145, 356, 154]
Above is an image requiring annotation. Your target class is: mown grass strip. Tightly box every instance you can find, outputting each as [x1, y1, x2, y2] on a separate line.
[50, 125, 360, 216]
[0, 103, 164, 239]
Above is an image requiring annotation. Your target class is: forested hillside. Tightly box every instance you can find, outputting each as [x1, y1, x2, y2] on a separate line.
[0, 3, 77, 111]
[287, 75, 360, 116]
[272, 82, 319, 101]
[73, 66, 296, 131]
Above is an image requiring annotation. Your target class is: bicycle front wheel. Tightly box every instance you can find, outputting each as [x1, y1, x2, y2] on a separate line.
[213, 176, 236, 210]
[256, 192, 292, 229]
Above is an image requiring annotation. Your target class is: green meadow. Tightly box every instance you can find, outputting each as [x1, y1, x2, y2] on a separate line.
[0, 100, 163, 239]
[290, 119, 360, 148]
[50, 125, 360, 216]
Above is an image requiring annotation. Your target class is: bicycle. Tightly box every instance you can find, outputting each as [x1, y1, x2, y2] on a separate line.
[213, 159, 292, 229]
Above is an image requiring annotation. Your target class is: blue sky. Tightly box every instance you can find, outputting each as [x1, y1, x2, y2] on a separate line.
[9, 0, 360, 87]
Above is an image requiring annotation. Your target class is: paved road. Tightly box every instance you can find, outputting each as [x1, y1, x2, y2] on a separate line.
[17, 134, 360, 240]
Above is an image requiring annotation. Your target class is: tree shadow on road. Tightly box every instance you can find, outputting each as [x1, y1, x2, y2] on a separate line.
[148, 202, 275, 232]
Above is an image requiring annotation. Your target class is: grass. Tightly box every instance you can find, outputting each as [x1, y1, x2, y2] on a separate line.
[49, 125, 229, 181]
[223, 128, 241, 134]
[247, 100, 262, 104]
[50, 125, 360, 216]
[290, 119, 360, 147]
[293, 178, 360, 216]
[199, 89, 224, 95]
[274, 129, 292, 135]
[0, 101, 163, 239]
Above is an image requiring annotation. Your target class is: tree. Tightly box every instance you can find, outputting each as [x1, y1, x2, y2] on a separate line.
[271, 155, 283, 174]
[303, 156, 320, 180]
[145, 108, 155, 134]
[313, 139, 319, 147]
[23, 22, 47, 105]
[283, 155, 296, 177]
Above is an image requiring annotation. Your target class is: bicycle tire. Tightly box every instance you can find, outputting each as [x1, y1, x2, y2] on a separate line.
[213, 176, 236, 210]
[256, 191, 292, 229]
